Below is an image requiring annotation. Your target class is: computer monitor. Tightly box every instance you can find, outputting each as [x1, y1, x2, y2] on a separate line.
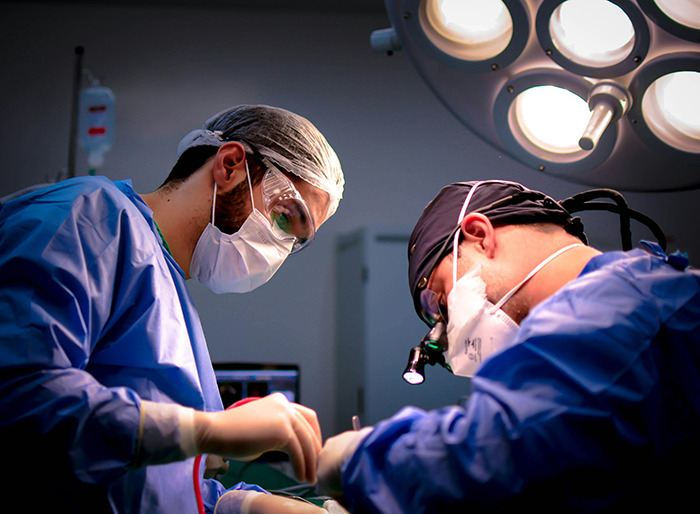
[212, 362, 300, 409]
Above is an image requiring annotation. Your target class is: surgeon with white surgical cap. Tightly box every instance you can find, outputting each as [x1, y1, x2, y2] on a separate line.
[0, 104, 344, 513]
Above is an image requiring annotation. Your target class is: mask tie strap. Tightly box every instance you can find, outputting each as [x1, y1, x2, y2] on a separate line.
[491, 243, 584, 312]
[244, 160, 255, 212]
[211, 183, 217, 226]
[211, 160, 255, 228]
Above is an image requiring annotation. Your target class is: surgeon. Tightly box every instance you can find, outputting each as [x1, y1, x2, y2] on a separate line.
[317, 180, 700, 512]
[0, 104, 344, 513]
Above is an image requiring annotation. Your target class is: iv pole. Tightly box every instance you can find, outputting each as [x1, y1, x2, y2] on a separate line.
[67, 46, 84, 180]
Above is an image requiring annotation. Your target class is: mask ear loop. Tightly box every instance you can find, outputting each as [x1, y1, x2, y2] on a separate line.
[244, 159, 255, 214]
[490, 243, 584, 313]
[453, 181, 485, 285]
[211, 158, 257, 229]
[451, 180, 530, 284]
[450, 181, 582, 315]
[211, 183, 217, 227]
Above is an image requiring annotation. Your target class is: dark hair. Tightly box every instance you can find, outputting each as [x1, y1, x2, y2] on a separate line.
[159, 146, 218, 189]
[158, 145, 266, 190]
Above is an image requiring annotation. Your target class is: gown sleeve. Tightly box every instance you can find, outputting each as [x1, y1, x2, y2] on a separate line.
[0, 185, 184, 484]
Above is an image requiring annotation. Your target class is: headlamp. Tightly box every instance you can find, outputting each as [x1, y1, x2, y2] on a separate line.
[402, 321, 449, 385]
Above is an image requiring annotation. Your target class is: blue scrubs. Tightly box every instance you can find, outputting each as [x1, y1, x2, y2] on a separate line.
[342, 243, 700, 512]
[0, 177, 248, 512]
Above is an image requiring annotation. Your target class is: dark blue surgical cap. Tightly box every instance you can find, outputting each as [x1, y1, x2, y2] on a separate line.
[408, 180, 587, 316]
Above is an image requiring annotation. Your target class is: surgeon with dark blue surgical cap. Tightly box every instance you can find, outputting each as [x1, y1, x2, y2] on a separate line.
[317, 180, 700, 512]
[0, 104, 344, 513]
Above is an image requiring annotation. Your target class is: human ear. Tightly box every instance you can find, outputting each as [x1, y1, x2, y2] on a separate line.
[212, 142, 247, 191]
[459, 213, 496, 258]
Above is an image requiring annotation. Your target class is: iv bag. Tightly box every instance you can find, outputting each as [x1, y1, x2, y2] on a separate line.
[78, 86, 115, 170]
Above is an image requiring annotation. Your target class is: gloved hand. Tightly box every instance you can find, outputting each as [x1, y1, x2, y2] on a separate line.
[317, 427, 372, 497]
[204, 454, 229, 479]
[194, 393, 322, 483]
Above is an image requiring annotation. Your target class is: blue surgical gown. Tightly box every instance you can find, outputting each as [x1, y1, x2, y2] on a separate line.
[0, 177, 250, 512]
[342, 243, 700, 512]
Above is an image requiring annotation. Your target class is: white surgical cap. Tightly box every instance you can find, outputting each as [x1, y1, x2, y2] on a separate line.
[177, 104, 345, 217]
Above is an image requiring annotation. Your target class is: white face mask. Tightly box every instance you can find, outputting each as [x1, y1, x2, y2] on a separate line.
[189, 164, 294, 293]
[445, 243, 582, 377]
[445, 265, 519, 378]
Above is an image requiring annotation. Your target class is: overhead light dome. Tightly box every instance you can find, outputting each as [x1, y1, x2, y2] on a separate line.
[424, 0, 513, 60]
[536, 0, 650, 78]
[374, 0, 700, 190]
[549, 0, 636, 68]
[408, 0, 530, 71]
[642, 71, 700, 154]
[514, 85, 591, 154]
[652, 0, 700, 30]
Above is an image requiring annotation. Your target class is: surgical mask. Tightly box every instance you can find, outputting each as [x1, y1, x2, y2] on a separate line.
[445, 243, 583, 377]
[189, 163, 294, 293]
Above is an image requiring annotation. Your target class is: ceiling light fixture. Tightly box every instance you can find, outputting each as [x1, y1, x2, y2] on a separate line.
[371, 0, 700, 191]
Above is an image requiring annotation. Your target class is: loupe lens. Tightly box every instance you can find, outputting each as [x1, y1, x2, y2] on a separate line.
[420, 289, 448, 326]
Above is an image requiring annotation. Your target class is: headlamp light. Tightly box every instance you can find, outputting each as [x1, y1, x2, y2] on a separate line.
[402, 321, 449, 385]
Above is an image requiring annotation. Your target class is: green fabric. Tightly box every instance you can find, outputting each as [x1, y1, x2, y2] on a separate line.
[152, 219, 172, 256]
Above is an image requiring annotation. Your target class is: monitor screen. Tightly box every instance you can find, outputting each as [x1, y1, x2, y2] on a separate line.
[212, 362, 300, 409]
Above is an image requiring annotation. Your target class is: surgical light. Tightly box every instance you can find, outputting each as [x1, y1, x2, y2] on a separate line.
[637, 0, 700, 42]
[514, 85, 591, 154]
[549, 0, 636, 68]
[494, 70, 618, 174]
[642, 71, 700, 154]
[628, 53, 700, 162]
[653, 0, 700, 30]
[372, 0, 700, 191]
[580, 81, 631, 151]
[423, 0, 513, 60]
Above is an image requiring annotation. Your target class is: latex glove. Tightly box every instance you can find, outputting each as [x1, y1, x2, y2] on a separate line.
[204, 454, 229, 479]
[215, 490, 327, 514]
[194, 393, 322, 483]
[317, 427, 373, 497]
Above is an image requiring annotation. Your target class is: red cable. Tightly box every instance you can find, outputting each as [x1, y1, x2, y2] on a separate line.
[194, 454, 206, 514]
[193, 397, 261, 513]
